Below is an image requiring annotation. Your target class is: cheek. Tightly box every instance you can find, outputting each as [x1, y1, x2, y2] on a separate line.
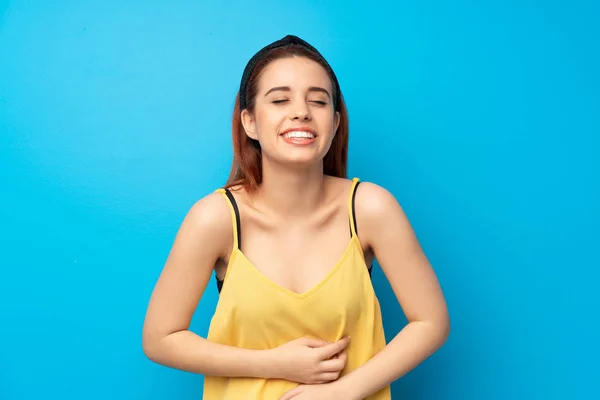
[255, 109, 284, 137]
[317, 113, 338, 137]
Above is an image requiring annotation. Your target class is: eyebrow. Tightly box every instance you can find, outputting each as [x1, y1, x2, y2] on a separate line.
[264, 86, 331, 99]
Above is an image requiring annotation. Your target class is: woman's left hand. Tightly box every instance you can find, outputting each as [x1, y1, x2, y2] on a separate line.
[278, 382, 353, 400]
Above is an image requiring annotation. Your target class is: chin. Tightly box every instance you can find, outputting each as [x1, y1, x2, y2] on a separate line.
[279, 154, 324, 169]
[266, 146, 330, 169]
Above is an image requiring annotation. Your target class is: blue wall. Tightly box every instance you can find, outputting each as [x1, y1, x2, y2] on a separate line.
[1, 1, 598, 399]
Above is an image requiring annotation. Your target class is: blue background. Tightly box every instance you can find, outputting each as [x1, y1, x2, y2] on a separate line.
[1, 1, 598, 399]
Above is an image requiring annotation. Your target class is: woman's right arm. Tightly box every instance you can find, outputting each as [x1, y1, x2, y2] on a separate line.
[142, 192, 273, 378]
[141, 192, 349, 382]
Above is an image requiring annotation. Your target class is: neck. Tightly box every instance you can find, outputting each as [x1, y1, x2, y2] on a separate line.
[256, 157, 327, 218]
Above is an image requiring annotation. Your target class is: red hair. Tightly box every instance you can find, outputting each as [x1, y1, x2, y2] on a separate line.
[225, 45, 349, 192]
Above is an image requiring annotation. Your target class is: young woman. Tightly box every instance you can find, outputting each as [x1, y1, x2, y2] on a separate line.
[142, 35, 450, 400]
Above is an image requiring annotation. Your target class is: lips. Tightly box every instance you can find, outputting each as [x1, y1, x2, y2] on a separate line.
[279, 128, 318, 145]
[280, 128, 317, 139]
[281, 131, 316, 140]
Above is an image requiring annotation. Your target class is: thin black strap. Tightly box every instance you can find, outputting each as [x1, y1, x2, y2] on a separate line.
[349, 181, 361, 236]
[348, 181, 373, 276]
[224, 189, 242, 250]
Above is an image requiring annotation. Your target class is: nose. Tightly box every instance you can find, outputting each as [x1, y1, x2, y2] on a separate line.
[290, 101, 312, 121]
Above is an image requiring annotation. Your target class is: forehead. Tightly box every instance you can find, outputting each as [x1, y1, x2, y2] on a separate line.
[258, 56, 332, 93]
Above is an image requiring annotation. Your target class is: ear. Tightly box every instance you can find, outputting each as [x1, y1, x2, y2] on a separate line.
[241, 109, 258, 140]
[333, 111, 340, 136]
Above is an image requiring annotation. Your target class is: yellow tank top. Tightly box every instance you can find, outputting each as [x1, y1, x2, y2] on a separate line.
[204, 178, 391, 399]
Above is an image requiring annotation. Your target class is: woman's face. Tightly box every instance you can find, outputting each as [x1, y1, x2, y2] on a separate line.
[241, 56, 340, 169]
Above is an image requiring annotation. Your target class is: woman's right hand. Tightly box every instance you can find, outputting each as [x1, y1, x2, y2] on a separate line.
[268, 337, 351, 384]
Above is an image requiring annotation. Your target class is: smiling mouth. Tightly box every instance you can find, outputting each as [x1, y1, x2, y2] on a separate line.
[280, 130, 316, 139]
[280, 130, 318, 145]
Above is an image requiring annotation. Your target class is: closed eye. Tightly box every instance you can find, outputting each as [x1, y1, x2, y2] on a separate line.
[271, 99, 328, 106]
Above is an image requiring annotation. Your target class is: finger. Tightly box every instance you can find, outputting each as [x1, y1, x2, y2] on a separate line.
[330, 348, 347, 360]
[319, 357, 345, 372]
[317, 371, 341, 382]
[331, 348, 345, 358]
[318, 336, 350, 359]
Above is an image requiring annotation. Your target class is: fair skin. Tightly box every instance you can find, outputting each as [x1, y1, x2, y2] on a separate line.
[142, 56, 449, 399]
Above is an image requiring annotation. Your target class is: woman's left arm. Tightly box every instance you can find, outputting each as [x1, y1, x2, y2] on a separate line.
[336, 182, 450, 399]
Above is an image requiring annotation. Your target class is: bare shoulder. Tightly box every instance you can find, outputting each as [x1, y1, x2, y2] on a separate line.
[326, 176, 398, 209]
[355, 181, 404, 218]
[176, 190, 234, 261]
[325, 176, 405, 222]
[186, 191, 231, 226]
[354, 181, 414, 250]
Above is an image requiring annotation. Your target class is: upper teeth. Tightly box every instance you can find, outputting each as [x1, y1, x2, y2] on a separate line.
[283, 131, 315, 139]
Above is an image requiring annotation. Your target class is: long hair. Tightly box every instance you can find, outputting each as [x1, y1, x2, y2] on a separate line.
[225, 45, 349, 192]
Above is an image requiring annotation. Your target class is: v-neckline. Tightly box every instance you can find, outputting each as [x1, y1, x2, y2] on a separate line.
[233, 236, 363, 299]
